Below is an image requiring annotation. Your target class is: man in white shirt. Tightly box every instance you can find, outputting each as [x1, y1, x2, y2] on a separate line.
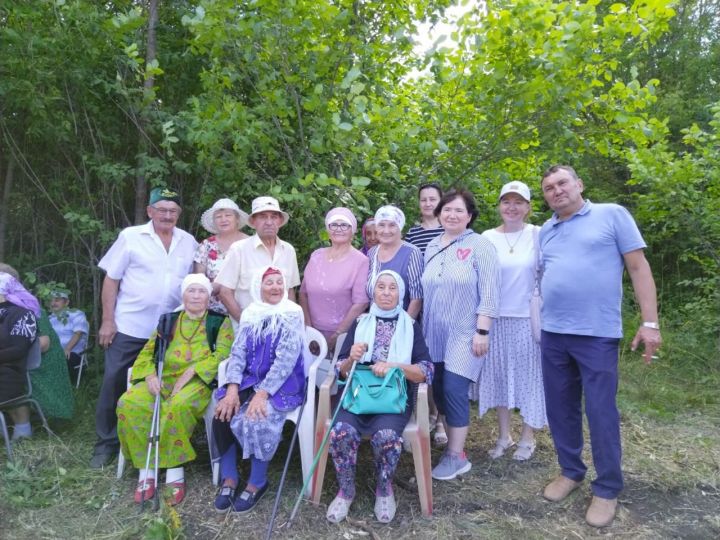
[216, 196, 300, 324]
[90, 188, 197, 468]
[48, 290, 89, 379]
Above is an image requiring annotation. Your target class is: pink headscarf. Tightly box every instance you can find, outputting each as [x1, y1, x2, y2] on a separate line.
[0, 272, 41, 316]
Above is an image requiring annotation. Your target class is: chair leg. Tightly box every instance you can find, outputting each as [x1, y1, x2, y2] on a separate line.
[298, 396, 315, 496]
[28, 399, 55, 438]
[310, 419, 331, 505]
[0, 412, 13, 461]
[410, 431, 433, 517]
[75, 355, 85, 389]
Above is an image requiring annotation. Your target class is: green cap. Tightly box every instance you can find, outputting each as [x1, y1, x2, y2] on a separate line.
[149, 187, 182, 206]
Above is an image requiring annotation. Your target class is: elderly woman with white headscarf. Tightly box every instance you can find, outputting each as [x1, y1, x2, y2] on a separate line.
[116, 273, 234, 506]
[326, 270, 433, 524]
[211, 266, 309, 514]
[365, 205, 424, 319]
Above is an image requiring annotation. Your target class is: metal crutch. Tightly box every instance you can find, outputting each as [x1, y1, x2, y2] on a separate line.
[139, 313, 174, 512]
[286, 358, 360, 525]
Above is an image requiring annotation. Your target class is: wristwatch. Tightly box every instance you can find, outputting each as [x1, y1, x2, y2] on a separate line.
[476, 328, 490, 336]
[642, 321, 660, 330]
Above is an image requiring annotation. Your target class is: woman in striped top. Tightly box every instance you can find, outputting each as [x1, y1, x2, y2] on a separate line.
[366, 205, 423, 320]
[422, 188, 500, 481]
[404, 182, 444, 255]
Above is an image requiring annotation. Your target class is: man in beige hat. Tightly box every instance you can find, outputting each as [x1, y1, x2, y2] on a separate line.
[215, 196, 300, 323]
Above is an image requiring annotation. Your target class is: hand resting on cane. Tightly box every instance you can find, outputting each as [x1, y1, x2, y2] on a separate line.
[145, 373, 162, 396]
[338, 342, 368, 379]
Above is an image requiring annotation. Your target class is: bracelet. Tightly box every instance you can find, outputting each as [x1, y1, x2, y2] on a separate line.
[476, 328, 489, 336]
[642, 321, 660, 330]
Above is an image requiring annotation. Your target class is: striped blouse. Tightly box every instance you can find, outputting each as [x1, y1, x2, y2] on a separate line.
[421, 229, 500, 381]
[404, 225, 444, 255]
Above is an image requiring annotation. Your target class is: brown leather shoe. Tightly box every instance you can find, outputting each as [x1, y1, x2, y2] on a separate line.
[543, 475, 581, 502]
[585, 496, 617, 527]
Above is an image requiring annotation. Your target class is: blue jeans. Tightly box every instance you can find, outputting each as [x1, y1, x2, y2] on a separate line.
[432, 362, 471, 428]
[541, 331, 623, 499]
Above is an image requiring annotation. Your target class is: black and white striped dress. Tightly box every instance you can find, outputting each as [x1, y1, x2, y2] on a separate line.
[421, 230, 500, 382]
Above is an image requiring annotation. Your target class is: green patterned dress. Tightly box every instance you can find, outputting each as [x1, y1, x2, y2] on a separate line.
[29, 310, 75, 419]
[117, 312, 234, 468]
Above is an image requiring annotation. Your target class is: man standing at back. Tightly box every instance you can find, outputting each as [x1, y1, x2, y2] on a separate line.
[90, 188, 197, 468]
[216, 196, 300, 324]
[538, 165, 662, 527]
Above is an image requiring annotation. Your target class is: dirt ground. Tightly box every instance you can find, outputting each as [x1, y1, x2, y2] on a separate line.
[2, 405, 718, 540]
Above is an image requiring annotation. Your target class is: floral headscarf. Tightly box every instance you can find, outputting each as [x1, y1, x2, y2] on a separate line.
[0, 272, 41, 316]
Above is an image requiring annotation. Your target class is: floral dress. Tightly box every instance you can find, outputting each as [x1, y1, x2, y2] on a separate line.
[117, 313, 233, 468]
[194, 236, 229, 314]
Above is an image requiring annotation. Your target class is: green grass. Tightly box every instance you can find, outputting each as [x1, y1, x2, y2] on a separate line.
[1, 329, 719, 539]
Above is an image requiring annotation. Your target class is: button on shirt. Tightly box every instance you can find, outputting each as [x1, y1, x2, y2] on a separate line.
[214, 234, 300, 313]
[49, 310, 89, 354]
[539, 201, 646, 338]
[98, 221, 197, 339]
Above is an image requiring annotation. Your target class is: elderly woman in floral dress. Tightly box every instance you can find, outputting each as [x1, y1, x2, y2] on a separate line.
[117, 273, 233, 505]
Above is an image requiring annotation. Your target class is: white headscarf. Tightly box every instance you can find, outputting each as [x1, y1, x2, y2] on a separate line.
[374, 205, 406, 231]
[238, 266, 312, 375]
[175, 273, 213, 311]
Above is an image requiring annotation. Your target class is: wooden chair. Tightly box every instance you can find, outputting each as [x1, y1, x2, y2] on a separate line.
[310, 354, 433, 516]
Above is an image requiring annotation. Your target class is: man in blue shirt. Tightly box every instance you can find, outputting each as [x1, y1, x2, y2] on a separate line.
[539, 165, 662, 528]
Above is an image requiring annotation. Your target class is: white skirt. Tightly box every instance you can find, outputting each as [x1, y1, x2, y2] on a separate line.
[469, 317, 547, 429]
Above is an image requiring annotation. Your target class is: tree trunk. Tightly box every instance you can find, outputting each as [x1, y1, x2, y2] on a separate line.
[134, 0, 159, 224]
[0, 155, 15, 261]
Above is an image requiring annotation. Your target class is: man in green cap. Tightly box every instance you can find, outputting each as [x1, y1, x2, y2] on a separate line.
[90, 187, 197, 468]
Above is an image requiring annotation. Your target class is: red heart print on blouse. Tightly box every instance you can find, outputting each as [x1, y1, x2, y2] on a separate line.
[457, 248, 471, 260]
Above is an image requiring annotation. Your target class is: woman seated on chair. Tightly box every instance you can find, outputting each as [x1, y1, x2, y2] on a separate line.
[116, 273, 233, 506]
[327, 270, 433, 524]
[212, 266, 308, 514]
[0, 269, 40, 440]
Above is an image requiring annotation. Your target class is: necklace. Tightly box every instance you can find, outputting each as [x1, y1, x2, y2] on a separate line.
[178, 311, 205, 360]
[502, 225, 525, 254]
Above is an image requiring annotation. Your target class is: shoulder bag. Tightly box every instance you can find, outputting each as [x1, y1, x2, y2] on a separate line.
[529, 226, 543, 343]
[340, 364, 408, 415]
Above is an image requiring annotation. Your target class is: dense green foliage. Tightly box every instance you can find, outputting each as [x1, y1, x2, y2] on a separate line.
[1, 0, 718, 351]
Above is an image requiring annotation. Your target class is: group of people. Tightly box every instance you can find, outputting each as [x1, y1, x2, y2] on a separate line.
[1, 164, 661, 530]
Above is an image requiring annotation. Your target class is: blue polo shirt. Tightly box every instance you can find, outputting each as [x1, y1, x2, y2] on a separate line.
[539, 200, 646, 338]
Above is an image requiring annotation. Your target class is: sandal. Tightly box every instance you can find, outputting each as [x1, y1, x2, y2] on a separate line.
[488, 437, 515, 459]
[164, 480, 185, 506]
[326, 494, 353, 523]
[513, 440, 536, 461]
[374, 493, 397, 523]
[433, 422, 448, 446]
[134, 479, 156, 503]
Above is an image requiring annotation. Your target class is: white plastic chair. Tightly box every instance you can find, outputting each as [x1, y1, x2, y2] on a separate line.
[210, 327, 327, 496]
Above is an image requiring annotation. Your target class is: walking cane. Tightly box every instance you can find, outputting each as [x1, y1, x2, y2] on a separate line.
[139, 313, 174, 512]
[264, 392, 309, 540]
[286, 358, 360, 526]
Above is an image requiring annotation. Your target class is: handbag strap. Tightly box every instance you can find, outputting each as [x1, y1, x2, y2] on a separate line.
[532, 226, 542, 290]
[426, 236, 460, 266]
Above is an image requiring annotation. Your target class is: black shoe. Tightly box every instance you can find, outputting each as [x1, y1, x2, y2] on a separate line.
[232, 483, 269, 514]
[89, 453, 115, 469]
[214, 485, 237, 513]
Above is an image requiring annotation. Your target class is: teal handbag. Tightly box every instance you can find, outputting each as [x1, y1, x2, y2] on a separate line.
[340, 364, 408, 415]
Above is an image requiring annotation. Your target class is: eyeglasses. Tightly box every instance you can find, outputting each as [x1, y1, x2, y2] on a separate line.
[328, 222, 352, 231]
[152, 206, 180, 216]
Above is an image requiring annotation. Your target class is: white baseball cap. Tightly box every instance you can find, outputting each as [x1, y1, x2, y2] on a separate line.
[499, 181, 531, 202]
